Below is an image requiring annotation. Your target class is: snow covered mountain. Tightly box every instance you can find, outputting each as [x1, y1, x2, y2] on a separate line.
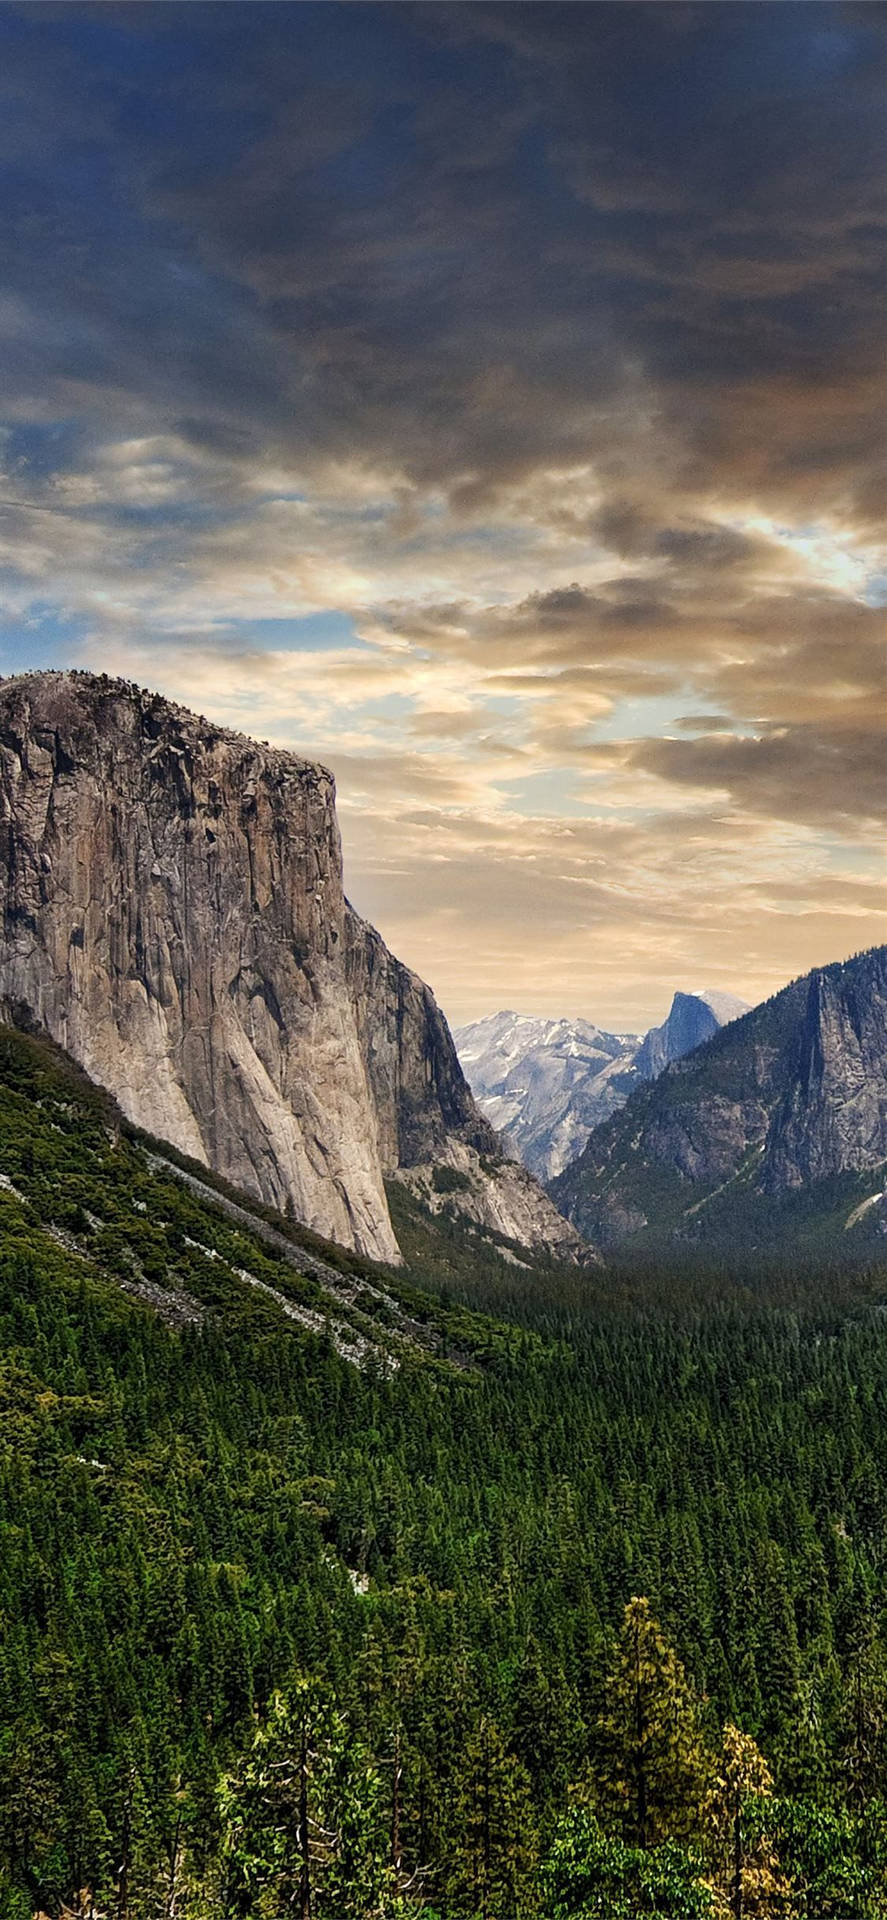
[454, 990, 750, 1182]
[453, 1013, 642, 1181]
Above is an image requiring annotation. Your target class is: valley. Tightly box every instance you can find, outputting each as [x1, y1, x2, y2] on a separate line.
[454, 989, 750, 1181]
[1, 0, 883, 1911]
[1, 676, 886, 1918]
[4, 1019, 887, 1916]
[552, 945, 887, 1260]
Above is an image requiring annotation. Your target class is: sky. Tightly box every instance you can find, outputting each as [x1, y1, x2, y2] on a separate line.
[0, 2, 885, 1031]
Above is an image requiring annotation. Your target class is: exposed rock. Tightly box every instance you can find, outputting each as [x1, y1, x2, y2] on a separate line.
[634, 988, 749, 1079]
[767, 964, 887, 1190]
[0, 671, 588, 1266]
[454, 1011, 641, 1181]
[552, 947, 887, 1253]
[345, 914, 498, 1172]
[454, 992, 749, 1183]
[396, 1140, 595, 1267]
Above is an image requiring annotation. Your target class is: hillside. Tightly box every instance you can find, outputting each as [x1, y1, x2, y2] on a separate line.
[552, 946, 887, 1257]
[4, 1020, 887, 1913]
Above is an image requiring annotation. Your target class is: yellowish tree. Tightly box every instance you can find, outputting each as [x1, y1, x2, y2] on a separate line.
[593, 1596, 713, 1850]
[710, 1724, 789, 1920]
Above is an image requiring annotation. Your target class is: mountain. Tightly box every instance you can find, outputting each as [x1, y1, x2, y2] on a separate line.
[453, 1011, 641, 1180]
[0, 670, 587, 1268]
[551, 945, 887, 1256]
[634, 987, 750, 1078]
[454, 990, 749, 1182]
[0, 1018, 478, 1368]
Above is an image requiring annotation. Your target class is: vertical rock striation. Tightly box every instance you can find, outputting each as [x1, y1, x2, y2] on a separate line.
[0, 671, 588, 1266]
[766, 959, 887, 1190]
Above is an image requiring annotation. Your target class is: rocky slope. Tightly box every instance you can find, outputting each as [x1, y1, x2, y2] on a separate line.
[455, 991, 748, 1183]
[453, 1012, 641, 1180]
[551, 947, 887, 1255]
[0, 671, 588, 1266]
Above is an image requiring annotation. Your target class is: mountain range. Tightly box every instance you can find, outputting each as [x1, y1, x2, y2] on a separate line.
[0, 669, 884, 1279]
[552, 944, 887, 1258]
[0, 695, 883, 1920]
[455, 988, 749, 1181]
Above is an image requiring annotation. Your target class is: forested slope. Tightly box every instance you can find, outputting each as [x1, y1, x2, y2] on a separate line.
[3, 1026, 887, 1915]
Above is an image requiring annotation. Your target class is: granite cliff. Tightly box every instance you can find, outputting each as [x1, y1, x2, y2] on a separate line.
[552, 946, 887, 1255]
[0, 671, 588, 1266]
[633, 988, 749, 1080]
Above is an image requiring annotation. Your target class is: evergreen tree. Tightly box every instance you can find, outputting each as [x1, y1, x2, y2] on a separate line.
[446, 1716, 537, 1920]
[838, 1623, 887, 1807]
[218, 1680, 395, 1920]
[511, 1637, 580, 1816]
[710, 1723, 788, 1920]
[593, 1598, 713, 1850]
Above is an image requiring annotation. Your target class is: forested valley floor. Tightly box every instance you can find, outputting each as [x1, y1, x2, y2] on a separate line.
[2, 1026, 887, 1917]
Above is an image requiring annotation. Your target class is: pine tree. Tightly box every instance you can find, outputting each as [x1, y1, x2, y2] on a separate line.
[593, 1597, 713, 1850]
[446, 1716, 537, 1920]
[711, 1724, 788, 1920]
[218, 1679, 395, 1920]
[511, 1637, 581, 1816]
[838, 1622, 887, 1807]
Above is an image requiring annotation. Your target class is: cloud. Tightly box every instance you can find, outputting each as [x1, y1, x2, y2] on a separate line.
[0, 1, 884, 1020]
[632, 726, 887, 834]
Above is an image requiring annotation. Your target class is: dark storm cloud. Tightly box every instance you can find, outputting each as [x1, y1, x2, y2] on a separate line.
[0, 2, 884, 1018]
[2, 2, 883, 522]
[633, 726, 887, 833]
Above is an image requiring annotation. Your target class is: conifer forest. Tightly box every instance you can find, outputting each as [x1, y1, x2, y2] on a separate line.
[2, 1026, 887, 1918]
[2, 0, 885, 1910]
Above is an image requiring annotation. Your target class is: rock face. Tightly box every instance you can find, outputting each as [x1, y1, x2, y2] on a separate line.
[453, 1012, 641, 1181]
[634, 989, 749, 1080]
[454, 992, 748, 1184]
[767, 962, 887, 1190]
[552, 947, 887, 1253]
[0, 671, 588, 1266]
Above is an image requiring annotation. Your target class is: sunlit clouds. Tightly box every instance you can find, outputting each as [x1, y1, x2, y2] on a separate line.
[0, 3, 884, 1027]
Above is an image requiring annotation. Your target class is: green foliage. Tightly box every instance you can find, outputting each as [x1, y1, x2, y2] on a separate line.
[749, 1797, 887, 1918]
[445, 1717, 537, 1919]
[219, 1680, 397, 1919]
[541, 1809, 713, 1919]
[592, 1599, 713, 1849]
[2, 1022, 887, 1915]
[431, 1166, 472, 1195]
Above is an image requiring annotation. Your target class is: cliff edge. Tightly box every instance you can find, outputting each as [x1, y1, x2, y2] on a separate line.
[0, 671, 589, 1267]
